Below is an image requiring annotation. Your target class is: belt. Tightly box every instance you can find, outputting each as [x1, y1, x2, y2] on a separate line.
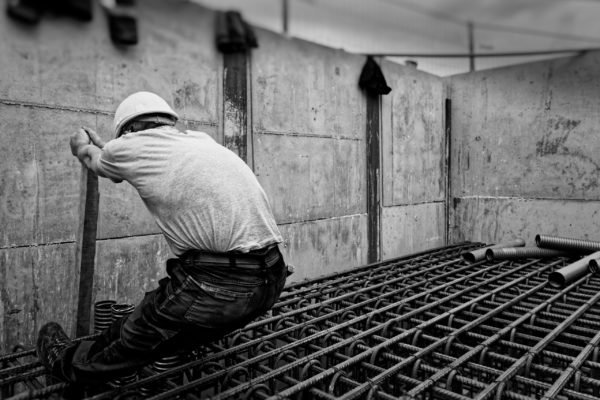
[180, 245, 281, 270]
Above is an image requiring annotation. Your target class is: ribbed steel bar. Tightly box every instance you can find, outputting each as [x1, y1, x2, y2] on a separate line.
[541, 328, 600, 399]
[405, 271, 589, 398]
[122, 260, 524, 400]
[1, 245, 478, 399]
[265, 261, 556, 400]
[81, 245, 494, 400]
[475, 280, 600, 399]
[7, 243, 600, 400]
[139, 261, 529, 399]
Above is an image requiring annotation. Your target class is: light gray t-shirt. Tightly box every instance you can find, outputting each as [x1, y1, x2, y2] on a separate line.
[97, 126, 283, 256]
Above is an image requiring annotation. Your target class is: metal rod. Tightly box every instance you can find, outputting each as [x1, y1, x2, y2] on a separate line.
[475, 283, 600, 399]
[5, 244, 600, 400]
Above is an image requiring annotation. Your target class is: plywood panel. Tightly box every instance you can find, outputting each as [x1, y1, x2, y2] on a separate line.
[255, 134, 365, 223]
[381, 61, 445, 206]
[252, 29, 366, 138]
[450, 52, 600, 200]
[450, 197, 600, 245]
[94, 235, 174, 307]
[0, 243, 77, 352]
[279, 214, 368, 283]
[381, 203, 445, 260]
[0, 0, 218, 124]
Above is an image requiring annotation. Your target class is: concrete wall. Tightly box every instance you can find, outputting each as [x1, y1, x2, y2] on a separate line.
[0, 2, 446, 350]
[448, 52, 600, 244]
[380, 61, 447, 258]
[252, 30, 369, 282]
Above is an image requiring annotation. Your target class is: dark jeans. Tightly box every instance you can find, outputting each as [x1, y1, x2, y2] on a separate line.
[54, 247, 287, 385]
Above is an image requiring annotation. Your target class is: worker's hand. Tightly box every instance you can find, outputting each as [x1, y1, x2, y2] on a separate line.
[70, 129, 91, 157]
[82, 127, 106, 149]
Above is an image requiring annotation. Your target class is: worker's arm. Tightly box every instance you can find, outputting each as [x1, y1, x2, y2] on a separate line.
[70, 128, 122, 182]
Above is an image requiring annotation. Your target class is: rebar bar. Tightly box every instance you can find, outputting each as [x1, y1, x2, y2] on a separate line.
[6, 242, 600, 400]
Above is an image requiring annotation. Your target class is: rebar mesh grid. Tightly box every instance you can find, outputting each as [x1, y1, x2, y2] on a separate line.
[3, 242, 600, 400]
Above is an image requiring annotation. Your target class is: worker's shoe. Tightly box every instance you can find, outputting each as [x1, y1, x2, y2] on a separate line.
[36, 322, 72, 372]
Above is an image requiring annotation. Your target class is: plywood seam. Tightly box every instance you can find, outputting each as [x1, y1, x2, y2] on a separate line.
[0, 240, 75, 250]
[0, 99, 217, 126]
[383, 200, 445, 208]
[96, 232, 163, 241]
[0, 99, 113, 115]
[277, 213, 366, 226]
[255, 130, 362, 141]
[455, 195, 600, 202]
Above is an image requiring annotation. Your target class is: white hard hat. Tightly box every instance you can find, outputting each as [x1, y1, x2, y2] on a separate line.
[113, 91, 179, 137]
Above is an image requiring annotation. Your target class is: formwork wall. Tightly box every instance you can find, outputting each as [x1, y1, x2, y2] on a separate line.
[0, 1, 446, 351]
[448, 51, 600, 245]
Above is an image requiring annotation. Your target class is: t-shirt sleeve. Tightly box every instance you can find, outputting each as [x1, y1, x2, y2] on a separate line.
[97, 140, 127, 182]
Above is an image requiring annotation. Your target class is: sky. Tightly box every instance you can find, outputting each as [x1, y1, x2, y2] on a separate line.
[192, 0, 600, 76]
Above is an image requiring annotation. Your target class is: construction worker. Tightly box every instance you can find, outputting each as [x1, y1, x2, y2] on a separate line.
[36, 91, 288, 384]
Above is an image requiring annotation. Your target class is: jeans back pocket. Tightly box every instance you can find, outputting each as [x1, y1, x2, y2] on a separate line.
[184, 280, 258, 328]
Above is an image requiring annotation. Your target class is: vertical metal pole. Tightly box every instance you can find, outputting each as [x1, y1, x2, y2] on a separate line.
[366, 92, 381, 263]
[282, 0, 289, 35]
[444, 98, 451, 246]
[223, 51, 249, 163]
[468, 21, 475, 72]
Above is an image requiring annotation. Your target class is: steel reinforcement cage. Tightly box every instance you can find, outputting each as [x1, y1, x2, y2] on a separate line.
[2, 242, 600, 400]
